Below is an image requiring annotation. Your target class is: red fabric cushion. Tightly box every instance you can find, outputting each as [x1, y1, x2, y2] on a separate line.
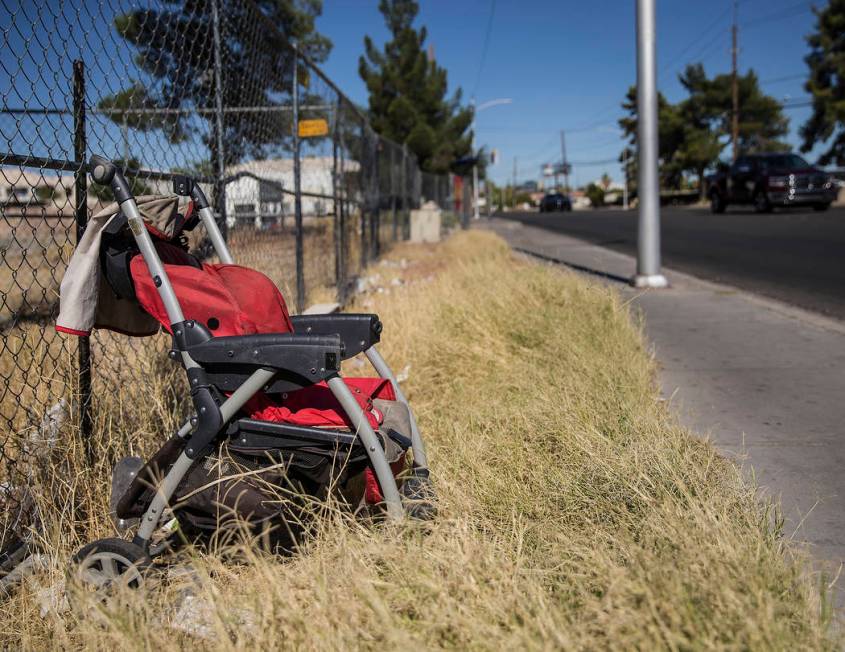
[130, 254, 293, 336]
[248, 378, 396, 429]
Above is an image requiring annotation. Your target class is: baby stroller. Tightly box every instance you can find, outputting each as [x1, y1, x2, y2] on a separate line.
[59, 155, 434, 589]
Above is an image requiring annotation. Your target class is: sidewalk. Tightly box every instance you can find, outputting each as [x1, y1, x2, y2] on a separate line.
[482, 218, 845, 582]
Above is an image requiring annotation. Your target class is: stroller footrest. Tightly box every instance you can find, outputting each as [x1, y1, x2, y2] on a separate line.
[230, 418, 358, 449]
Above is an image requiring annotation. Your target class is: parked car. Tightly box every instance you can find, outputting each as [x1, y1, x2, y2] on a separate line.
[705, 153, 837, 214]
[538, 193, 572, 212]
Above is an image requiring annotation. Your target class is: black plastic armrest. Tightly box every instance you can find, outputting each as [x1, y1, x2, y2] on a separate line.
[290, 314, 382, 358]
[187, 333, 343, 383]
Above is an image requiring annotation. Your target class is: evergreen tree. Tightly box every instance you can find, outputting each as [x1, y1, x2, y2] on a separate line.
[619, 86, 686, 189]
[689, 67, 789, 155]
[358, 0, 472, 174]
[676, 64, 727, 199]
[99, 0, 331, 166]
[800, 0, 845, 165]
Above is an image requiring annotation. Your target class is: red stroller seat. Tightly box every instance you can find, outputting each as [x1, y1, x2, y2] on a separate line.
[129, 244, 391, 431]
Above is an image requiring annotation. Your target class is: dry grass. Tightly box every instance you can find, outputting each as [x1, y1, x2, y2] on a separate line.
[0, 230, 837, 649]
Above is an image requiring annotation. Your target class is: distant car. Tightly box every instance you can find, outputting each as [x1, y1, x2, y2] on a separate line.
[705, 153, 837, 214]
[538, 193, 572, 212]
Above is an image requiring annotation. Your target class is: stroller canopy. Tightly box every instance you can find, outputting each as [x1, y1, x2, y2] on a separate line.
[57, 195, 293, 337]
[130, 244, 294, 338]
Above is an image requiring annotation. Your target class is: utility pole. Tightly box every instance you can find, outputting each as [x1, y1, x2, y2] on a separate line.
[731, 0, 739, 162]
[560, 130, 569, 194]
[633, 0, 668, 288]
[512, 156, 517, 209]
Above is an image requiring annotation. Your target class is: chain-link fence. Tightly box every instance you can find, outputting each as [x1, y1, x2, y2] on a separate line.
[0, 0, 456, 554]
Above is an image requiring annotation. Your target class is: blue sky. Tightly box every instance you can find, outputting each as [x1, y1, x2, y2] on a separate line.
[315, 0, 822, 186]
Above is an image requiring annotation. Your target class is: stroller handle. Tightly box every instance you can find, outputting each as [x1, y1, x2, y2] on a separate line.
[89, 155, 134, 204]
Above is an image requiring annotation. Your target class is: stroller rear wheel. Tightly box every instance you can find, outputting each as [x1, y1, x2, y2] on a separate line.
[70, 538, 151, 592]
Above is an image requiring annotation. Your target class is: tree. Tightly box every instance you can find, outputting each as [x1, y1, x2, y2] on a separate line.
[358, 0, 472, 174]
[800, 0, 845, 165]
[619, 86, 686, 190]
[690, 66, 790, 154]
[676, 64, 727, 199]
[620, 64, 790, 198]
[585, 183, 605, 208]
[100, 1, 331, 167]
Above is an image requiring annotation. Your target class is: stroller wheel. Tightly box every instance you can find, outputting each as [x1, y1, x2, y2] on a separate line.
[70, 538, 150, 592]
[400, 467, 437, 521]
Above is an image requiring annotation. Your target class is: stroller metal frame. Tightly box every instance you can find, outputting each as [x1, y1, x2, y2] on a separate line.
[87, 155, 429, 549]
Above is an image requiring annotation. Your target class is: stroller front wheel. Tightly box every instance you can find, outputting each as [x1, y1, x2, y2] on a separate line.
[400, 467, 437, 521]
[70, 538, 151, 593]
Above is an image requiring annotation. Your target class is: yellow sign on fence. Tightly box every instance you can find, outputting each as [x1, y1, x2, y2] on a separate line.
[298, 119, 329, 138]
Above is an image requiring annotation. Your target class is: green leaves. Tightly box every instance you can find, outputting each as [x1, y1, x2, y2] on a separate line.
[100, 1, 331, 166]
[800, 0, 845, 165]
[358, 0, 472, 174]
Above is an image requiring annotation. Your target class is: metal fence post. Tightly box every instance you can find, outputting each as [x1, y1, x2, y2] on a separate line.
[400, 144, 408, 241]
[360, 124, 368, 270]
[292, 45, 306, 312]
[332, 100, 343, 301]
[210, 0, 228, 243]
[634, 0, 668, 288]
[390, 146, 398, 242]
[371, 138, 380, 258]
[72, 60, 92, 453]
[339, 124, 348, 299]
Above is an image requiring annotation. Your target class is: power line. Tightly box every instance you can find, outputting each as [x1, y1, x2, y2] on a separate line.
[570, 3, 731, 137]
[560, 0, 810, 152]
[566, 119, 622, 134]
[476, 125, 561, 134]
[657, 3, 733, 80]
[472, 0, 497, 97]
[761, 72, 808, 84]
[781, 99, 814, 109]
[743, 1, 813, 29]
[567, 157, 622, 166]
[662, 30, 730, 82]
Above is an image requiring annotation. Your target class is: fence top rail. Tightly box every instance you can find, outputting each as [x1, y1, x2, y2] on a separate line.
[1, 152, 216, 185]
[1, 105, 335, 116]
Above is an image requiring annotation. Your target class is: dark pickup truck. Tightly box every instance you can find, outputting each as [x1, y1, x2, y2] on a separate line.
[705, 153, 836, 213]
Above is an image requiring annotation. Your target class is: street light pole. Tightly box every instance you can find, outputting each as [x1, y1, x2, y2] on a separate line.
[471, 98, 512, 220]
[634, 0, 668, 288]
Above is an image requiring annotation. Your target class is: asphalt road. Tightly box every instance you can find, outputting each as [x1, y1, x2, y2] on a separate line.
[500, 205, 845, 320]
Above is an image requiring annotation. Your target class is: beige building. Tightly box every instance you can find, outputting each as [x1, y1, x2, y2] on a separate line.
[224, 157, 360, 229]
[0, 168, 77, 214]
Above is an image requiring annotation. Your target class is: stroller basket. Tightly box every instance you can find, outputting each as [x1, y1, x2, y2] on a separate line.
[59, 158, 434, 577]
